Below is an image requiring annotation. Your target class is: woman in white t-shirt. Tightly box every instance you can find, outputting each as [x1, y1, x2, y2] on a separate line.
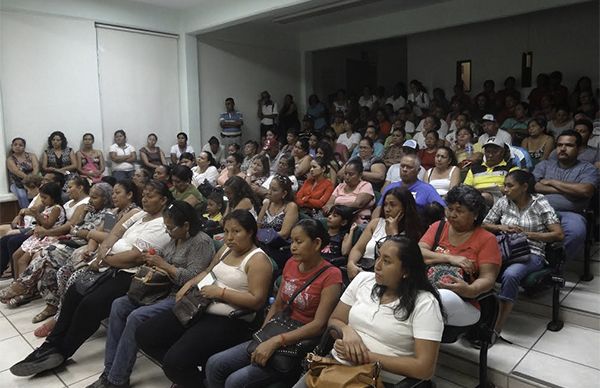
[170, 132, 195, 165]
[109, 130, 136, 181]
[292, 236, 444, 387]
[10, 180, 173, 377]
[336, 120, 362, 155]
[407, 80, 431, 119]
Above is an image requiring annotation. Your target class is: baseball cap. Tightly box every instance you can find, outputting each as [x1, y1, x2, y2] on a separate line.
[483, 136, 505, 148]
[402, 139, 418, 149]
[482, 114, 496, 122]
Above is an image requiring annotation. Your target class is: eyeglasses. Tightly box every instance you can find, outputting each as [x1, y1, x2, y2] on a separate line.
[165, 225, 180, 233]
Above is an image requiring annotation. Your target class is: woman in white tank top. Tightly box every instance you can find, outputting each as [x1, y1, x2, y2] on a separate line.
[425, 146, 461, 197]
[135, 209, 273, 388]
[346, 187, 425, 280]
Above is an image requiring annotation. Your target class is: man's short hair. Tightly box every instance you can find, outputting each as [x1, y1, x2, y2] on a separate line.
[558, 129, 583, 147]
[401, 153, 421, 170]
[573, 119, 593, 134]
[225, 97, 234, 104]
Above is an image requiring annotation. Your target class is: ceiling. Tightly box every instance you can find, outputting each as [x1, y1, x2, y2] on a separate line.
[125, 0, 209, 10]
[122, 0, 448, 30]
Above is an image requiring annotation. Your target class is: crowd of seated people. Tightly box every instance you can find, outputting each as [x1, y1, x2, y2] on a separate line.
[2, 71, 599, 387]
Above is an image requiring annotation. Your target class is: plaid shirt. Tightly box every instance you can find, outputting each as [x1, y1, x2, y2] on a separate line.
[483, 194, 560, 258]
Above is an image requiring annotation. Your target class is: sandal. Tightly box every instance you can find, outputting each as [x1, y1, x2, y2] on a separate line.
[7, 293, 38, 309]
[34, 318, 56, 338]
[0, 283, 25, 302]
[32, 305, 58, 324]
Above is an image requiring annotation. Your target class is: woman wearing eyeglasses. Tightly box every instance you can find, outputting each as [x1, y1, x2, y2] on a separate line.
[347, 187, 423, 281]
[86, 201, 215, 388]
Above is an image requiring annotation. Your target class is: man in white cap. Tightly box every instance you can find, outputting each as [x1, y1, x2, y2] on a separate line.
[478, 114, 513, 147]
[383, 139, 426, 188]
[464, 136, 518, 205]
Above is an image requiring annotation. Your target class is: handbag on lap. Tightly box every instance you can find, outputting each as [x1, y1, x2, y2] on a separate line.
[246, 265, 332, 374]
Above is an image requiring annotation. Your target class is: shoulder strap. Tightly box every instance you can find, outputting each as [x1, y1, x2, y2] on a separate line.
[285, 264, 332, 308]
[433, 219, 446, 250]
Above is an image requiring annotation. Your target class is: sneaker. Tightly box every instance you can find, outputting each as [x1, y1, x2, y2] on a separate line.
[10, 346, 64, 376]
[85, 374, 108, 388]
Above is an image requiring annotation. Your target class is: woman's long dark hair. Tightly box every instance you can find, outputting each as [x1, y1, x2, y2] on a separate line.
[381, 187, 424, 241]
[223, 209, 258, 245]
[224, 176, 261, 211]
[371, 236, 445, 321]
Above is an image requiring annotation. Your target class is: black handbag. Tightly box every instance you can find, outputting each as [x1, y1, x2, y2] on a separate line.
[496, 232, 531, 266]
[127, 265, 172, 306]
[246, 264, 332, 374]
[74, 267, 117, 295]
[172, 286, 213, 326]
[172, 250, 231, 326]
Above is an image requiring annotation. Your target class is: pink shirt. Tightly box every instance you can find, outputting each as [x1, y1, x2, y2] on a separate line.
[331, 180, 375, 209]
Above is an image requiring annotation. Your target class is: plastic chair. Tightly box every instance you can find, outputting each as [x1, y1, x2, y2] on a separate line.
[520, 242, 565, 331]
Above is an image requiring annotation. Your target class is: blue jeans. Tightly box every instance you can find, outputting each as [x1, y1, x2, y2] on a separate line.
[104, 295, 175, 385]
[498, 254, 545, 303]
[205, 340, 282, 388]
[558, 211, 587, 261]
[10, 183, 29, 209]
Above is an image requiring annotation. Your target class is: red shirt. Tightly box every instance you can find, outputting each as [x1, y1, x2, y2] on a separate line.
[420, 221, 501, 279]
[418, 149, 437, 171]
[295, 177, 334, 209]
[279, 259, 342, 324]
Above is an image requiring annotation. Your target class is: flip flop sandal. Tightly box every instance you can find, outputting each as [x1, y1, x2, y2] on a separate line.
[7, 293, 37, 309]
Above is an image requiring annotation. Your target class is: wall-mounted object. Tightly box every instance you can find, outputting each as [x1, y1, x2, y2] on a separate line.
[456, 60, 471, 92]
[521, 51, 533, 88]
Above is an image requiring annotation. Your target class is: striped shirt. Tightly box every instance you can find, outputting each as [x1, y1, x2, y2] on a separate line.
[464, 160, 518, 190]
[483, 194, 560, 258]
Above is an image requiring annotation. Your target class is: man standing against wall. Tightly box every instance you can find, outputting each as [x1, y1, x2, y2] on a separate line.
[219, 98, 243, 147]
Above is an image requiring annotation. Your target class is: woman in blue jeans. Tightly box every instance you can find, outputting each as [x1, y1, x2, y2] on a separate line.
[483, 170, 563, 338]
[85, 201, 215, 388]
[205, 219, 342, 388]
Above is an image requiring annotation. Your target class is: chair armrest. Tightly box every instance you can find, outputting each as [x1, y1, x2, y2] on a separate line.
[228, 309, 255, 319]
[475, 290, 496, 302]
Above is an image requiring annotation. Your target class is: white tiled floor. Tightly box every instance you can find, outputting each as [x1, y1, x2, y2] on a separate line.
[0, 244, 599, 388]
[0, 279, 170, 388]
[438, 242, 600, 388]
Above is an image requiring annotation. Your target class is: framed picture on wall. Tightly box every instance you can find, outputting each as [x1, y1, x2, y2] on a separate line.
[456, 60, 471, 92]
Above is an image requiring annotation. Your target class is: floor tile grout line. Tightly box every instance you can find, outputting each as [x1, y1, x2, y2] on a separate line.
[524, 347, 600, 372]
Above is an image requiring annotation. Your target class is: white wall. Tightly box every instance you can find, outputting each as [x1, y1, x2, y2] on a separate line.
[0, 11, 103, 195]
[197, 25, 301, 144]
[406, 2, 599, 96]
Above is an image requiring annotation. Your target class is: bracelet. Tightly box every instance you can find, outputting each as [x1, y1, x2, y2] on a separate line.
[279, 334, 286, 347]
[221, 287, 226, 299]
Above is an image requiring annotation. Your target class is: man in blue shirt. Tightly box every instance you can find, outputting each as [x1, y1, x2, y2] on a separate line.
[534, 130, 598, 260]
[219, 97, 243, 147]
[373, 154, 445, 219]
